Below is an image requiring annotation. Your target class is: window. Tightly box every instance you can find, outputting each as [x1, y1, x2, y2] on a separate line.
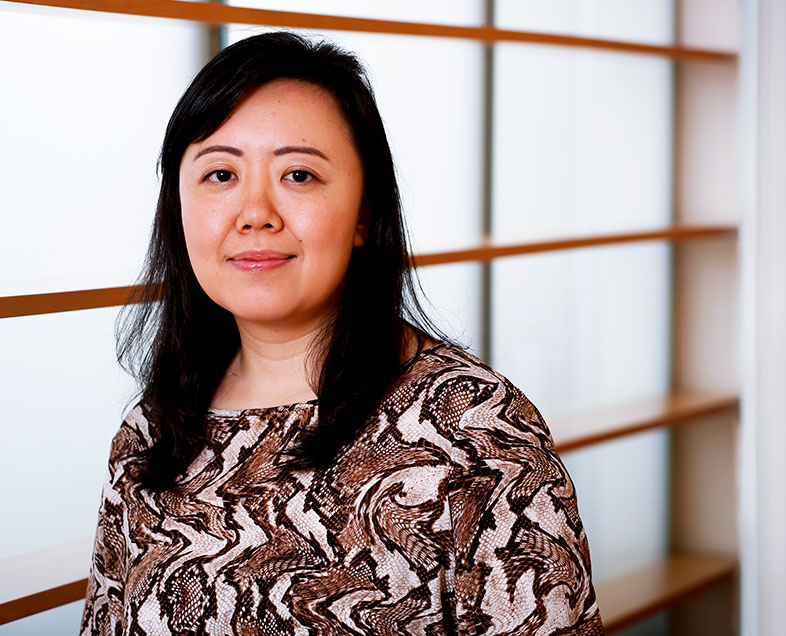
[0, 2, 741, 634]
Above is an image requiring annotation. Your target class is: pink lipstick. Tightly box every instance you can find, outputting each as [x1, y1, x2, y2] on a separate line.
[228, 250, 295, 272]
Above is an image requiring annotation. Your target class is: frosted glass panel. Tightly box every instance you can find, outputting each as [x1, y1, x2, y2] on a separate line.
[229, 0, 482, 26]
[225, 26, 484, 253]
[414, 263, 481, 355]
[496, 0, 674, 46]
[492, 45, 673, 238]
[563, 431, 670, 583]
[0, 2, 206, 296]
[491, 244, 671, 416]
[0, 307, 136, 559]
[491, 0, 674, 589]
[492, 244, 672, 582]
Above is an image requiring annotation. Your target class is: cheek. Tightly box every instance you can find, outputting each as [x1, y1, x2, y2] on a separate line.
[300, 216, 358, 266]
[179, 188, 199, 244]
[181, 220, 228, 307]
[304, 190, 363, 249]
[180, 210, 204, 262]
[181, 189, 222, 245]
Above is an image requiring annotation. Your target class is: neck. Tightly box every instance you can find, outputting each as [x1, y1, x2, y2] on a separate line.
[212, 319, 326, 410]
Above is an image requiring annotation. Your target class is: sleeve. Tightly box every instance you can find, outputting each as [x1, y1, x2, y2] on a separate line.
[80, 410, 151, 636]
[447, 384, 603, 635]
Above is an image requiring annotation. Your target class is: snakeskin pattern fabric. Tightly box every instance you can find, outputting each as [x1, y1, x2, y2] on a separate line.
[81, 344, 603, 635]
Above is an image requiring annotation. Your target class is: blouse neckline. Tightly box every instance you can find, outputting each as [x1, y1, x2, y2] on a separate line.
[207, 342, 448, 418]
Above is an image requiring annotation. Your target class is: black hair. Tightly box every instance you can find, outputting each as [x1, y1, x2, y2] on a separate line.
[117, 31, 446, 487]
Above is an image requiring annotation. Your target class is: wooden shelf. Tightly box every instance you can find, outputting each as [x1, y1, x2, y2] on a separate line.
[596, 553, 738, 633]
[0, 225, 738, 319]
[6, 0, 736, 63]
[0, 537, 92, 625]
[551, 389, 740, 453]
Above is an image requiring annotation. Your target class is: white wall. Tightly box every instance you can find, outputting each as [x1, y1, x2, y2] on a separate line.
[740, 0, 786, 633]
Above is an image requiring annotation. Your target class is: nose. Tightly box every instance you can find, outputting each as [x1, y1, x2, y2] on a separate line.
[235, 176, 283, 233]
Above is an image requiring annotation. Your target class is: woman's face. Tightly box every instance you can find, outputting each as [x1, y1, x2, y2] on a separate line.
[179, 79, 366, 333]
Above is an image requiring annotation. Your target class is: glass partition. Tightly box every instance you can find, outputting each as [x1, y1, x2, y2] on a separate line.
[0, 2, 207, 296]
[0, 307, 135, 559]
[496, 0, 674, 46]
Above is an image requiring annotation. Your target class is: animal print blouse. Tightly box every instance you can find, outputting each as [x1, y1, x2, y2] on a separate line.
[81, 344, 603, 635]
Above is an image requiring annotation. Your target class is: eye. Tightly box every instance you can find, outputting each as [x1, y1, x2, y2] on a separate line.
[284, 169, 315, 184]
[204, 169, 236, 183]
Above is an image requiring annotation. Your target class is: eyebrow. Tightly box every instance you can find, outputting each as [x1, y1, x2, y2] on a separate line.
[192, 144, 330, 162]
[273, 145, 330, 161]
[193, 145, 243, 160]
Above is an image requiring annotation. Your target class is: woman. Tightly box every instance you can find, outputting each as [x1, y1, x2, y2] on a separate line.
[81, 32, 603, 635]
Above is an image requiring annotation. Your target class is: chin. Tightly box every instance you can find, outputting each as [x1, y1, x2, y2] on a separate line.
[226, 305, 295, 324]
[205, 288, 287, 319]
[226, 302, 328, 331]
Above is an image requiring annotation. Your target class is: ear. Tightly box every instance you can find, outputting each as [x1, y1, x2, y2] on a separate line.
[353, 198, 371, 247]
[353, 221, 368, 247]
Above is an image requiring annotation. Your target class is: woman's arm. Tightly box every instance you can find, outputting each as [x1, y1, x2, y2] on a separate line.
[447, 387, 603, 635]
[80, 471, 127, 636]
[80, 409, 151, 635]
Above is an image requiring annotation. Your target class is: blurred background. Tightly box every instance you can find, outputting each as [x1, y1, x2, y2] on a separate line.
[1, 0, 784, 634]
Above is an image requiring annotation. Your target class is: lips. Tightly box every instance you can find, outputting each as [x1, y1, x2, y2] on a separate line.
[229, 250, 294, 262]
[228, 250, 295, 271]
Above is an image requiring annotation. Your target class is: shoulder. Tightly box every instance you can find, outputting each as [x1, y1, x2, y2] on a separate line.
[390, 343, 553, 447]
[106, 401, 158, 473]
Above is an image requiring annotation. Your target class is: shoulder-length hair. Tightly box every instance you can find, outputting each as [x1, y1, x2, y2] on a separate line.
[117, 31, 443, 488]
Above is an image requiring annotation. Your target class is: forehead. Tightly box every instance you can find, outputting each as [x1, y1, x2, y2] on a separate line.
[205, 79, 354, 147]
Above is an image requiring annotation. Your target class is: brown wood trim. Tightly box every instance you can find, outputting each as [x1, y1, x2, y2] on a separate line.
[596, 554, 738, 633]
[0, 225, 737, 319]
[0, 536, 94, 625]
[411, 224, 738, 267]
[6, 0, 736, 63]
[551, 390, 740, 453]
[0, 579, 88, 625]
[0, 286, 141, 319]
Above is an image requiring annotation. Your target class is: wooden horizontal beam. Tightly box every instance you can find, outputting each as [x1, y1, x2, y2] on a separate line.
[596, 553, 738, 633]
[0, 225, 738, 319]
[6, 0, 736, 63]
[0, 285, 138, 319]
[551, 390, 739, 453]
[0, 580, 88, 626]
[411, 224, 737, 267]
[0, 537, 92, 625]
